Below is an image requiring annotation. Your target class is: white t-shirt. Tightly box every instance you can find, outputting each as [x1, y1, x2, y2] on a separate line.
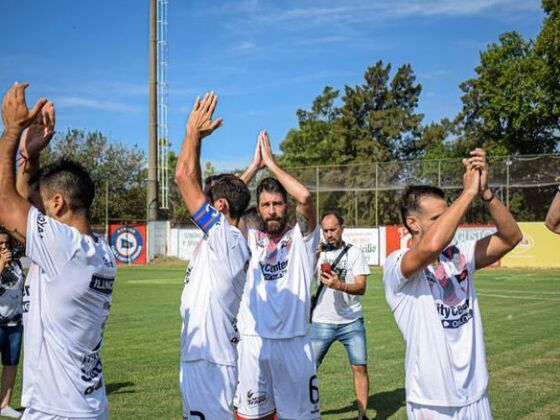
[180, 202, 249, 366]
[0, 260, 25, 326]
[22, 207, 117, 417]
[238, 224, 320, 339]
[312, 245, 370, 324]
[383, 240, 488, 407]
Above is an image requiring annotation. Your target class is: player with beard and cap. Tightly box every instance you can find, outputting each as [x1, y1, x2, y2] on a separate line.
[236, 130, 321, 420]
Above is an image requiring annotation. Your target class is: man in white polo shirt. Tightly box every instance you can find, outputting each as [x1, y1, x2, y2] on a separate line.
[310, 211, 370, 420]
[383, 149, 522, 419]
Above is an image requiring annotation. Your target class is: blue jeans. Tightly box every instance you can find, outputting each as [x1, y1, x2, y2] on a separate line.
[0, 324, 23, 365]
[309, 318, 367, 366]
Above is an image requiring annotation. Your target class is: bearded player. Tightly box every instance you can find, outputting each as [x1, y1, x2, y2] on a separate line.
[236, 130, 321, 420]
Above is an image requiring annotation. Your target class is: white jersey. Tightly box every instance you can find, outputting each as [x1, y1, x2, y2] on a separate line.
[383, 240, 488, 407]
[180, 202, 249, 366]
[238, 224, 320, 339]
[312, 245, 370, 324]
[22, 207, 117, 418]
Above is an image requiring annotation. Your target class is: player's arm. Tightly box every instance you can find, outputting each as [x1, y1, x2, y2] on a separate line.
[259, 130, 316, 235]
[400, 160, 480, 279]
[174, 92, 223, 217]
[239, 131, 264, 185]
[471, 149, 523, 269]
[16, 101, 55, 202]
[545, 188, 560, 234]
[0, 83, 47, 243]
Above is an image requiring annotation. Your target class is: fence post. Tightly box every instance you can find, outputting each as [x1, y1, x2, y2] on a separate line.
[354, 190, 358, 226]
[105, 180, 109, 240]
[438, 159, 442, 187]
[506, 156, 511, 209]
[375, 163, 379, 226]
[316, 166, 320, 222]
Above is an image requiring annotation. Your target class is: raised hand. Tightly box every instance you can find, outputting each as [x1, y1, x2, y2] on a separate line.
[186, 92, 223, 139]
[0, 249, 12, 267]
[19, 101, 55, 160]
[462, 157, 481, 197]
[467, 148, 489, 195]
[2, 82, 47, 132]
[259, 129, 276, 168]
[252, 130, 265, 169]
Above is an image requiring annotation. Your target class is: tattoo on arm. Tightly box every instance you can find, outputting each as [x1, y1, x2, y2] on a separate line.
[297, 210, 312, 236]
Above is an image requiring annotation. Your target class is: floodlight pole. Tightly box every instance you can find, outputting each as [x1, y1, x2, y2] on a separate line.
[147, 0, 159, 221]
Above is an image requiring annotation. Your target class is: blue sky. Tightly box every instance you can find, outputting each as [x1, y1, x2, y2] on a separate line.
[0, 0, 544, 170]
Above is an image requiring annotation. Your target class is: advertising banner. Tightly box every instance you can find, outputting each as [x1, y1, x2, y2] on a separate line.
[341, 228, 380, 266]
[501, 222, 560, 268]
[109, 224, 147, 265]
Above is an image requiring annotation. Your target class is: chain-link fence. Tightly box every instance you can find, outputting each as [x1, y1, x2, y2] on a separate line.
[248, 154, 560, 227]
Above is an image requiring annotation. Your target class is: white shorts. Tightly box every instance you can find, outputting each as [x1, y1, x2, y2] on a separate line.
[407, 392, 492, 420]
[22, 407, 108, 420]
[237, 335, 320, 420]
[180, 359, 237, 420]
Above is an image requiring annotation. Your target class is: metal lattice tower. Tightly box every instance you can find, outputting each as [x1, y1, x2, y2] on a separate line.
[157, 0, 169, 209]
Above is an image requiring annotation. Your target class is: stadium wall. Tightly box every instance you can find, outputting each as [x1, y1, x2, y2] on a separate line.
[146, 223, 560, 268]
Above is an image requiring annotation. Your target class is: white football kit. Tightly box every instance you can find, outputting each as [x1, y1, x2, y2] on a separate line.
[179, 201, 249, 419]
[21, 207, 116, 419]
[383, 240, 492, 419]
[237, 223, 321, 420]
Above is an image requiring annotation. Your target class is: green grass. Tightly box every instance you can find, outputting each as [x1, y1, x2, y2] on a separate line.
[5, 267, 560, 419]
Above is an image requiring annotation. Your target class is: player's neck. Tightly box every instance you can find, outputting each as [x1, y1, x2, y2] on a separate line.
[58, 212, 94, 238]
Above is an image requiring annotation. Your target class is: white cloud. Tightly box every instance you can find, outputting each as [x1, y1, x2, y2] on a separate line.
[54, 96, 141, 113]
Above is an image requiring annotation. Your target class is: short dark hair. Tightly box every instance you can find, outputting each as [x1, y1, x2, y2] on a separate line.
[321, 211, 344, 226]
[208, 174, 251, 219]
[0, 227, 14, 250]
[203, 174, 228, 198]
[400, 185, 446, 234]
[32, 159, 95, 216]
[256, 177, 287, 205]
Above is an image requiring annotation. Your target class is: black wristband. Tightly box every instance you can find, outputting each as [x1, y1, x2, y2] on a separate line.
[480, 189, 495, 203]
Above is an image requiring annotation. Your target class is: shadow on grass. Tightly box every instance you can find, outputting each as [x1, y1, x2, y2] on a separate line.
[322, 387, 405, 419]
[106, 381, 136, 395]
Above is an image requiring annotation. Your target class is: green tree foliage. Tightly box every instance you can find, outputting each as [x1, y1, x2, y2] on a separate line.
[455, 1, 560, 156]
[279, 61, 424, 166]
[41, 129, 147, 224]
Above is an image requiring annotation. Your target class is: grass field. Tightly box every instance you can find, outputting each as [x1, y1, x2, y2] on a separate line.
[6, 266, 560, 419]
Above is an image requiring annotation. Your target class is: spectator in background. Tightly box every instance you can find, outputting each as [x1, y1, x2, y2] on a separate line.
[0, 228, 24, 419]
[310, 212, 371, 420]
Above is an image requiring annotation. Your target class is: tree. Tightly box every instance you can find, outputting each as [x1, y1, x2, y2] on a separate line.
[42, 129, 147, 224]
[455, 26, 559, 155]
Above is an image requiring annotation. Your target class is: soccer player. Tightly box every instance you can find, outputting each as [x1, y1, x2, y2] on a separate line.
[175, 92, 251, 419]
[545, 184, 560, 234]
[236, 130, 321, 420]
[383, 148, 522, 419]
[0, 82, 116, 420]
[310, 211, 371, 420]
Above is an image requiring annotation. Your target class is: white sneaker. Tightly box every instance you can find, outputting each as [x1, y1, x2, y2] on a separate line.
[0, 405, 22, 418]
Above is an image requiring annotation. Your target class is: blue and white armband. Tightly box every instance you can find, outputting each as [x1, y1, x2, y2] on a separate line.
[192, 200, 221, 234]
